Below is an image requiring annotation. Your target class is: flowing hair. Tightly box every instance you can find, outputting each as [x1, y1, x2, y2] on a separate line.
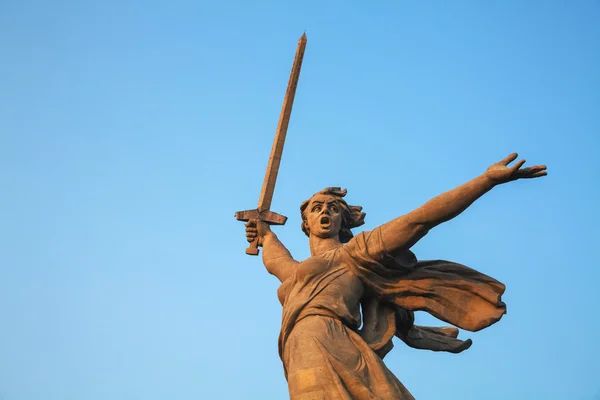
[300, 187, 366, 243]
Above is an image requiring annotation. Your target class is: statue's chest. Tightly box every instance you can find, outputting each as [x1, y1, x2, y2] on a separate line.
[295, 256, 332, 282]
[277, 249, 359, 306]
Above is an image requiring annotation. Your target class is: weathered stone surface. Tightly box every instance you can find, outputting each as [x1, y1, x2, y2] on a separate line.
[244, 155, 546, 399]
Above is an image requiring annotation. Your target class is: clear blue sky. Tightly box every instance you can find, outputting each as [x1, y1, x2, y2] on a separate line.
[1, 1, 598, 399]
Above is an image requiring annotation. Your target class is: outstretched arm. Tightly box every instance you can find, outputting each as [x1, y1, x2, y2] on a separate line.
[246, 220, 298, 282]
[379, 153, 547, 256]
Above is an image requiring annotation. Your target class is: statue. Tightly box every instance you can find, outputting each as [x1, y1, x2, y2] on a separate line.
[236, 34, 547, 399]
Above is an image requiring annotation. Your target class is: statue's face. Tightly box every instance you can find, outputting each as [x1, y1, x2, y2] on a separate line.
[305, 194, 343, 239]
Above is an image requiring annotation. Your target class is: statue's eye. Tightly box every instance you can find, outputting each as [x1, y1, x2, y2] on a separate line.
[330, 205, 338, 213]
[312, 205, 321, 212]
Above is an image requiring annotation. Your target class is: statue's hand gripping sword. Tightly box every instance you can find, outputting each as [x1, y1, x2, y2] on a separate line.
[235, 33, 307, 256]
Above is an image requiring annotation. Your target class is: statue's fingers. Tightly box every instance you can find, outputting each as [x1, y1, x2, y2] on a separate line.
[501, 152, 518, 165]
[529, 165, 547, 172]
[510, 159, 526, 172]
[517, 165, 547, 178]
[526, 170, 547, 178]
[245, 220, 256, 228]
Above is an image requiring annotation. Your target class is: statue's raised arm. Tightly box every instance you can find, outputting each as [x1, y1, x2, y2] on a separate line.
[379, 153, 547, 257]
[245, 220, 298, 282]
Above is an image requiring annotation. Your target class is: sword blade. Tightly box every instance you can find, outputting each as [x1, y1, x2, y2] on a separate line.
[256, 33, 307, 212]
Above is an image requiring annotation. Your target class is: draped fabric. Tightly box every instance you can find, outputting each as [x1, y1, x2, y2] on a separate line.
[348, 229, 506, 358]
[277, 228, 506, 399]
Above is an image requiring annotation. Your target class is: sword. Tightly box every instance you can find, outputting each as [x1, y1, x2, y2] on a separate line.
[235, 33, 307, 256]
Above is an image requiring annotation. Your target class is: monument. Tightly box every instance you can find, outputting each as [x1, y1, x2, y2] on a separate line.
[236, 34, 547, 399]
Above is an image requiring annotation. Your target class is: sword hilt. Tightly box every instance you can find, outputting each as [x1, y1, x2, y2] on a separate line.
[246, 238, 260, 256]
[235, 209, 288, 256]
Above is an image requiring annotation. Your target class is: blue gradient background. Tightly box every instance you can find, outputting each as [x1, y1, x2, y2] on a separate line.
[1, 1, 598, 399]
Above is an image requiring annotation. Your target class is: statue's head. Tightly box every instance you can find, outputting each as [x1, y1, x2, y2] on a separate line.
[300, 187, 366, 243]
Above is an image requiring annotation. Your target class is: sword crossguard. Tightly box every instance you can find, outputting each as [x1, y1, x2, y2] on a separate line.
[235, 209, 288, 256]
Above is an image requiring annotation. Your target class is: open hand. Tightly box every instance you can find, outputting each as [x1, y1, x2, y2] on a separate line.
[485, 153, 547, 184]
[245, 219, 271, 246]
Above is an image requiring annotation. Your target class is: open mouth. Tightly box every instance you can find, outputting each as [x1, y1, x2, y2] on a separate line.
[320, 216, 331, 226]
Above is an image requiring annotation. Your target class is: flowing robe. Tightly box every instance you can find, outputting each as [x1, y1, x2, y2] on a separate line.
[277, 227, 506, 399]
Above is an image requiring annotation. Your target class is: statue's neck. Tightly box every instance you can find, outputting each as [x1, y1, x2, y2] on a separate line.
[309, 235, 342, 257]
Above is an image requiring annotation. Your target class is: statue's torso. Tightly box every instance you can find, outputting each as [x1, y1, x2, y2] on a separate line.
[279, 248, 364, 330]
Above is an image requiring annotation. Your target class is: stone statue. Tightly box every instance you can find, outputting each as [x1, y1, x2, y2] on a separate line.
[234, 33, 547, 399]
[244, 153, 546, 399]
